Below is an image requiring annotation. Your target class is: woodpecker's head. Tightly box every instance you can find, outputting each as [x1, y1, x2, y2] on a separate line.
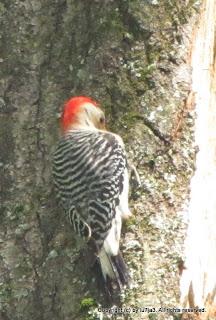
[61, 96, 106, 133]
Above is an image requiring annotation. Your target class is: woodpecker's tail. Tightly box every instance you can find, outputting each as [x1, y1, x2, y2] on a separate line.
[93, 246, 128, 302]
[110, 252, 129, 285]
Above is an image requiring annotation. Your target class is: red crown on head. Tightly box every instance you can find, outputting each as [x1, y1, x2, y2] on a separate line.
[61, 96, 99, 133]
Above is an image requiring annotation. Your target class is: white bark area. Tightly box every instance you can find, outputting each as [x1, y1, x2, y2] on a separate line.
[180, 0, 216, 317]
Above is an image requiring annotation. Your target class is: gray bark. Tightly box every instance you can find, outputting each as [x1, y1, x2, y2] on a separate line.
[0, 1, 201, 319]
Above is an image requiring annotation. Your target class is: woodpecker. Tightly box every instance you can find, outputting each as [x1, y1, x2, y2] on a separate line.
[53, 96, 131, 296]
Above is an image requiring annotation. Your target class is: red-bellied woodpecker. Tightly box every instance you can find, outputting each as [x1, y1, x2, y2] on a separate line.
[53, 96, 131, 295]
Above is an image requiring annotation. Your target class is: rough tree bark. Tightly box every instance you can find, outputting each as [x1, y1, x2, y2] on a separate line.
[0, 0, 214, 320]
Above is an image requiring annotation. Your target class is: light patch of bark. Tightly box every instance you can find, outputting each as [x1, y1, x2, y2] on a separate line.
[180, 0, 216, 318]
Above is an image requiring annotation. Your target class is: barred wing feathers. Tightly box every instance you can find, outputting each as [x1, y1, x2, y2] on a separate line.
[53, 130, 127, 248]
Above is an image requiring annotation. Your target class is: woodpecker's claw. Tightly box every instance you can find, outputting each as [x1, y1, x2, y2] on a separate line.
[129, 164, 141, 188]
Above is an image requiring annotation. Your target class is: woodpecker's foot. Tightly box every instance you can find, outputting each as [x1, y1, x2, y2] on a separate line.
[129, 164, 141, 188]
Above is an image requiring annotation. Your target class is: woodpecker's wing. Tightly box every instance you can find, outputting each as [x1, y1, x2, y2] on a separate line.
[53, 130, 127, 248]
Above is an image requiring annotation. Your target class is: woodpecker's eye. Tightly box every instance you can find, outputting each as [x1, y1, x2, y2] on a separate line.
[99, 115, 105, 124]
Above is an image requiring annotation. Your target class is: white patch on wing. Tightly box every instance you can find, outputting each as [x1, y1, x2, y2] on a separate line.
[103, 209, 122, 256]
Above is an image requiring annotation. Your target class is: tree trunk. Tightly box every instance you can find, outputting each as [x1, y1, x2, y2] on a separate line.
[0, 0, 214, 319]
[180, 0, 216, 319]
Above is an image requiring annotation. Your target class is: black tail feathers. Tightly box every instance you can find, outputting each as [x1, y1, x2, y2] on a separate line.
[92, 250, 129, 304]
[111, 251, 129, 285]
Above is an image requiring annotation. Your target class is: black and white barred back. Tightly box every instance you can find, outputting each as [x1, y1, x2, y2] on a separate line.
[53, 130, 126, 249]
